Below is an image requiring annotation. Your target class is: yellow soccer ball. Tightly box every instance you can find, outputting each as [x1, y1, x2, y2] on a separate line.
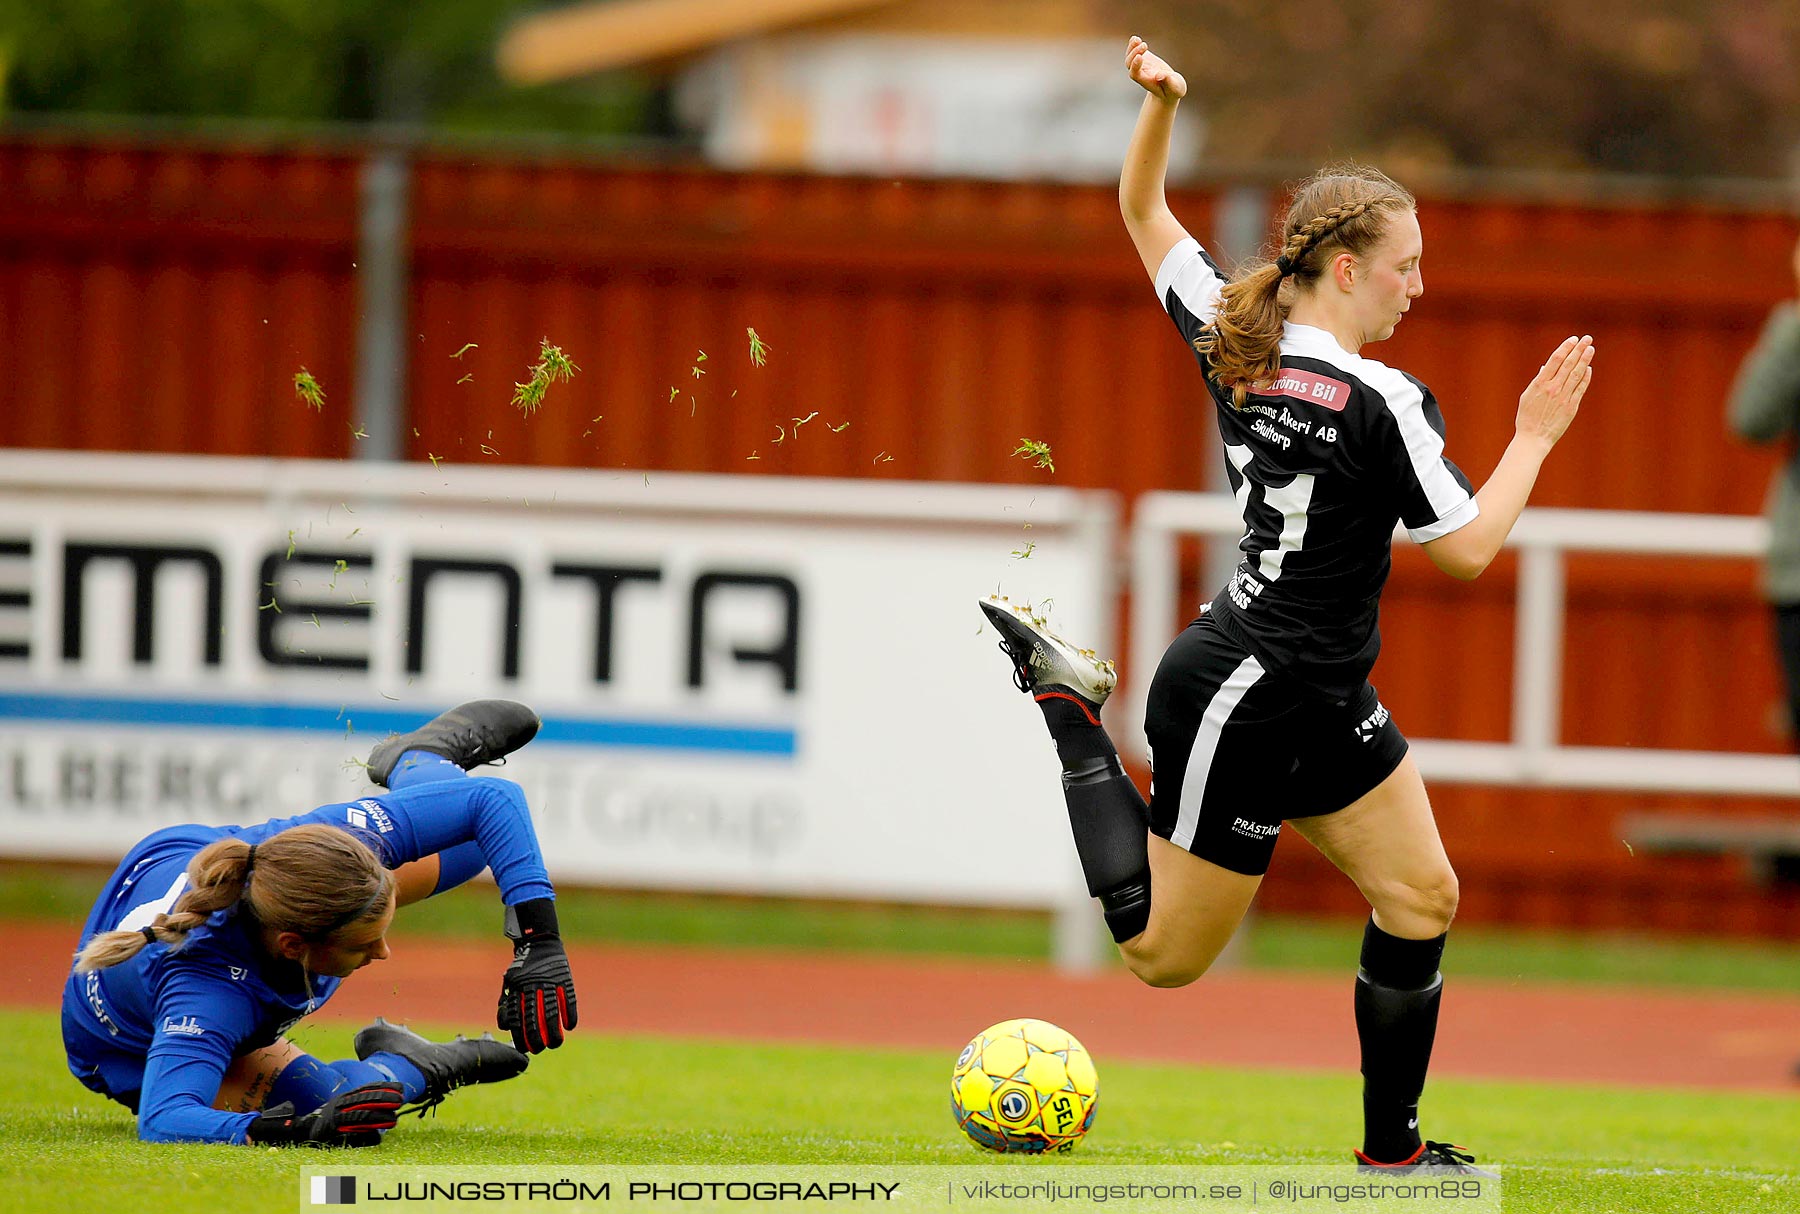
[950, 1018, 1098, 1153]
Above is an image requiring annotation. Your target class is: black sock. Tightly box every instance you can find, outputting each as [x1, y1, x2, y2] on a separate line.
[1355, 917, 1447, 1163]
[1059, 746, 1152, 944]
[1034, 690, 1112, 765]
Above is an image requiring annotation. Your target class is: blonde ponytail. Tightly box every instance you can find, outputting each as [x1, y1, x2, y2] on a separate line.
[75, 826, 391, 972]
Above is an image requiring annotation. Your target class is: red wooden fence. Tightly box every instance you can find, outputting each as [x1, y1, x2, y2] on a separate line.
[2, 132, 1796, 935]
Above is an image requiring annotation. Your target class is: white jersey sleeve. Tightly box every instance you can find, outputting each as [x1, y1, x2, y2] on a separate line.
[1361, 366, 1479, 542]
[1155, 238, 1228, 347]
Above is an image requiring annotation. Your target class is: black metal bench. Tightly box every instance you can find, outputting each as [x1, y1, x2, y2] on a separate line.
[1620, 813, 1800, 887]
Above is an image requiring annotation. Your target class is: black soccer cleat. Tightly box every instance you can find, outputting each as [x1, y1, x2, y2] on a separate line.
[364, 700, 542, 788]
[354, 1016, 529, 1115]
[977, 596, 1117, 710]
[1354, 1141, 1498, 1177]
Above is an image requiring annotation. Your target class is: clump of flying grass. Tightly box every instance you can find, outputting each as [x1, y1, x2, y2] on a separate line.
[747, 327, 771, 367]
[293, 369, 325, 410]
[513, 339, 580, 417]
[1012, 438, 1054, 473]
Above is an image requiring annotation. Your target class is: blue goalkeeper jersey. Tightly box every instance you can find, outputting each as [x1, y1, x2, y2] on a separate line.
[64, 777, 554, 1144]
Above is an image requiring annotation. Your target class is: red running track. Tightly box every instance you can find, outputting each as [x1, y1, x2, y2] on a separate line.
[12, 923, 1797, 1092]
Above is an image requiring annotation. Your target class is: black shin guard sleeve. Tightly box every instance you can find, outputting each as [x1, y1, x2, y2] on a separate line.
[1354, 968, 1443, 1098]
[1062, 756, 1152, 942]
[1356, 920, 1447, 1096]
[1360, 917, 1446, 990]
[1354, 920, 1448, 1160]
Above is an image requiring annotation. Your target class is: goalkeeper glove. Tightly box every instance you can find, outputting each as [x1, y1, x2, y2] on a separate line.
[246, 1081, 403, 1147]
[497, 897, 579, 1053]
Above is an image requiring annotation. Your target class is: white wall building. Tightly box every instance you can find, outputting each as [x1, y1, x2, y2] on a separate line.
[500, 0, 1204, 181]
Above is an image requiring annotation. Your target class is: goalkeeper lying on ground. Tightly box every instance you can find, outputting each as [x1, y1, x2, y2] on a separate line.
[60, 701, 579, 1145]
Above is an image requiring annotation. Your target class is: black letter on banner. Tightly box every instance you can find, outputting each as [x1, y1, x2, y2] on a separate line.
[549, 564, 662, 683]
[687, 572, 800, 691]
[0, 538, 30, 659]
[256, 551, 373, 670]
[62, 543, 223, 665]
[407, 557, 523, 678]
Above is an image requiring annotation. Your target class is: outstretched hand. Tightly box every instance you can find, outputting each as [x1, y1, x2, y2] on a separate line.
[497, 898, 579, 1053]
[1126, 36, 1186, 102]
[497, 935, 578, 1052]
[1516, 335, 1595, 449]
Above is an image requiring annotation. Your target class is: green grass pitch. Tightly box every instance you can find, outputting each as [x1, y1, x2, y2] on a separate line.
[0, 1010, 1791, 1214]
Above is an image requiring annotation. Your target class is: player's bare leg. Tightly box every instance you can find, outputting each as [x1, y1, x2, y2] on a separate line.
[393, 855, 444, 907]
[1287, 754, 1491, 1175]
[1115, 837, 1262, 987]
[1287, 754, 1457, 939]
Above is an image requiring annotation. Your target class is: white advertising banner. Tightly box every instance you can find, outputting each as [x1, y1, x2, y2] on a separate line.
[0, 453, 1117, 911]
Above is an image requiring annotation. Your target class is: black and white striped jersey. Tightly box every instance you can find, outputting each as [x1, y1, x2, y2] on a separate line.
[1155, 237, 1478, 704]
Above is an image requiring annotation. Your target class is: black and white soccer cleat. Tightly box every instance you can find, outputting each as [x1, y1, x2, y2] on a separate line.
[364, 700, 542, 788]
[977, 596, 1118, 710]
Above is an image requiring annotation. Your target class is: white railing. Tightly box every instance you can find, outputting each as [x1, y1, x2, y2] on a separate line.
[1124, 493, 1799, 798]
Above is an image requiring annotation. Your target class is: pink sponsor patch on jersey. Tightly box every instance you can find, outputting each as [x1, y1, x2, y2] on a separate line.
[1269, 369, 1351, 412]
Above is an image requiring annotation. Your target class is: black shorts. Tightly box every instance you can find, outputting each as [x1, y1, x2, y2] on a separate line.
[1143, 614, 1409, 876]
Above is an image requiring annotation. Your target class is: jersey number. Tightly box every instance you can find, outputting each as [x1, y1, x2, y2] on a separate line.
[1225, 443, 1316, 583]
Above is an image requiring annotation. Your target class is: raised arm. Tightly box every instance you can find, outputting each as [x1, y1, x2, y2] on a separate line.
[1422, 335, 1595, 580]
[1120, 35, 1195, 282]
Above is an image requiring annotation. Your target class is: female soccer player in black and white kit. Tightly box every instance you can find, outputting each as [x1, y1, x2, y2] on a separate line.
[981, 36, 1593, 1172]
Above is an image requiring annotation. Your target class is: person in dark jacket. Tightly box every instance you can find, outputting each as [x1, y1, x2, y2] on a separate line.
[1727, 234, 1800, 740]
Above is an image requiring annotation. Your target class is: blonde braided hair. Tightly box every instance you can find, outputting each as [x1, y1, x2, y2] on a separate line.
[1197, 164, 1416, 409]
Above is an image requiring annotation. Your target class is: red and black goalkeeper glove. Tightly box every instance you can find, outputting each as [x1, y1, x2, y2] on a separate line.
[246, 1082, 403, 1148]
[497, 897, 579, 1053]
